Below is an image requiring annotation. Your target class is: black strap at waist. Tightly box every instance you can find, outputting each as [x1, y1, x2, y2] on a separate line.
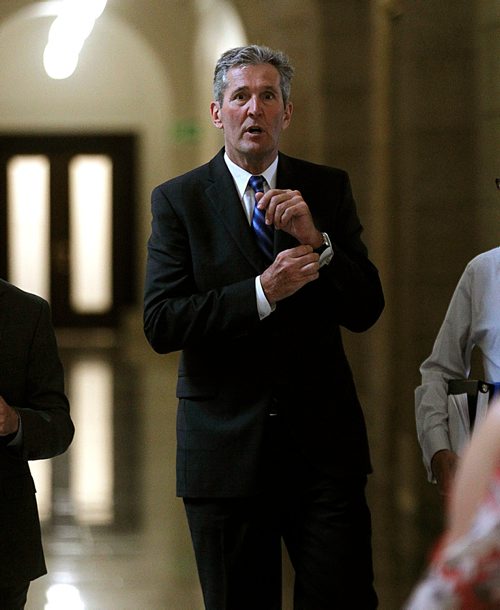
[447, 379, 500, 433]
[448, 379, 492, 396]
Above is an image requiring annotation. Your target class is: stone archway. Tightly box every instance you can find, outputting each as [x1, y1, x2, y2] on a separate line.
[0, 4, 173, 295]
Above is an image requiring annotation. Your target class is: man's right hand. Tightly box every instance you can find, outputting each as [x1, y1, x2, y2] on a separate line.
[260, 245, 320, 306]
[431, 449, 459, 498]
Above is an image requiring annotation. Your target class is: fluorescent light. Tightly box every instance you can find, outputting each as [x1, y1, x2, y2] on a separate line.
[43, 43, 80, 80]
[43, 0, 108, 80]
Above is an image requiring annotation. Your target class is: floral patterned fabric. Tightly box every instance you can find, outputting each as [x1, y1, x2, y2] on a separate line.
[405, 467, 500, 609]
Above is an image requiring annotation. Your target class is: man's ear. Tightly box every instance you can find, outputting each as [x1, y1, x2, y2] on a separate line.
[282, 101, 293, 130]
[210, 101, 223, 129]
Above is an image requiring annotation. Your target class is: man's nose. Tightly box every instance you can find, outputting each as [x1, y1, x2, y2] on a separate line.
[247, 96, 262, 115]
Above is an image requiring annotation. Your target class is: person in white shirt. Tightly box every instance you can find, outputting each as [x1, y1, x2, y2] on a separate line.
[415, 244, 500, 496]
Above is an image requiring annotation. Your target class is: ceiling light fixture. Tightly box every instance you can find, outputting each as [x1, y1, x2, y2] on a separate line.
[43, 0, 107, 80]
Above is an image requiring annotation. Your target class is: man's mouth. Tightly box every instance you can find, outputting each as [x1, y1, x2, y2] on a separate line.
[246, 126, 263, 135]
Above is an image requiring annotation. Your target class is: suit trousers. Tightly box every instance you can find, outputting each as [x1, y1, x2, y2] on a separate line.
[184, 414, 378, 610]
[0, 581, 30, 610]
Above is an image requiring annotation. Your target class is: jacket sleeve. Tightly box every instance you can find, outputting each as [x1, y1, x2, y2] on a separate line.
[143, 184, 261, 354]
[316, 170, 384, 332]
[11, 299, 74, 461]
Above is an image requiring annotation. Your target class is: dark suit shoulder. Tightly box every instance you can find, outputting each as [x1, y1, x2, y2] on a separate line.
[278, 153, 348, 181]
[150, 150, 237, 222]
[153, 149, 225, 194]
[0, 279, 46, 312]
[277, 154, 351, 202]
[156, 161, 211, 192]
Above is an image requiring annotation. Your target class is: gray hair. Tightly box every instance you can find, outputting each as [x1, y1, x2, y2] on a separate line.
[213, 44, 294, 106]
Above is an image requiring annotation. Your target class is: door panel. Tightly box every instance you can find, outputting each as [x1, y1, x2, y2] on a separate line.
[0, 134, 137, 327]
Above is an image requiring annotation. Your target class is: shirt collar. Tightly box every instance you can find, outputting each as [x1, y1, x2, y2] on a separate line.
[224, 152, 278, 199]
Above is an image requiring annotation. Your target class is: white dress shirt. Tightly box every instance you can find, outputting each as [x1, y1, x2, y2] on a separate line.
[415, 247, 500, 480]
[224, 153, 278, 319]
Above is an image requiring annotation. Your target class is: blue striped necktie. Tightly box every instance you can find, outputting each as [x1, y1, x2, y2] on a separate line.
[248, 175, 274, 260]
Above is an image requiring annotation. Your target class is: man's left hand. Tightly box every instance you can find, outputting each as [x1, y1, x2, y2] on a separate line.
[255, 189, 323, 247]
[0, 395, 20, 436]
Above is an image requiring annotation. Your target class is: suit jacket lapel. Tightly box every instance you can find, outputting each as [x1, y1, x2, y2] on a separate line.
[205, 151, 267, 272]
[204, 150, 301, 268]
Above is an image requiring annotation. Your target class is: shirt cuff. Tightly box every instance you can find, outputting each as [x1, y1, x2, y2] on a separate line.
[423, 427, 451, 482]
[255, 276, 275, 319]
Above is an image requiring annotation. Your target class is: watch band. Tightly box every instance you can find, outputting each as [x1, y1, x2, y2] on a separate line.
[314, 232, 333, 267]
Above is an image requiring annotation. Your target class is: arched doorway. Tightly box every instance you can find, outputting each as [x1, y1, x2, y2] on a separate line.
[0, 3, 172, 322]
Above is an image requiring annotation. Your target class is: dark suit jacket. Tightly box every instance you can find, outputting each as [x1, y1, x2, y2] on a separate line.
[144, 149, 384, 498]
[0, 280, 74, 584]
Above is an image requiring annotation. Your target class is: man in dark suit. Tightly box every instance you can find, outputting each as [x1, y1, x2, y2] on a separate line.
[0, 280, 74, 609]
[144, 44, 384, 609]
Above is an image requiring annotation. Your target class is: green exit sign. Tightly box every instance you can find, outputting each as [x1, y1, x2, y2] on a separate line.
[171, 120, 201, 144]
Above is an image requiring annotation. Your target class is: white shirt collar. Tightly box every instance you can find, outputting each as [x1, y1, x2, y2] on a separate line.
[224, 152, 278, 199]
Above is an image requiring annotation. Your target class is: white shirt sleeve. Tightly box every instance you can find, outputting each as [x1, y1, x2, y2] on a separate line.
[415, 266, 473, 481]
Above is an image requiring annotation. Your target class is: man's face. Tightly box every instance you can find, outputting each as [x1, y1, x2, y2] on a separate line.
[210, 63, 293, 174]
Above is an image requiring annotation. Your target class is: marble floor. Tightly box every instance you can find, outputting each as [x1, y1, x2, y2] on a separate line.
[24, 328, 442, 610]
